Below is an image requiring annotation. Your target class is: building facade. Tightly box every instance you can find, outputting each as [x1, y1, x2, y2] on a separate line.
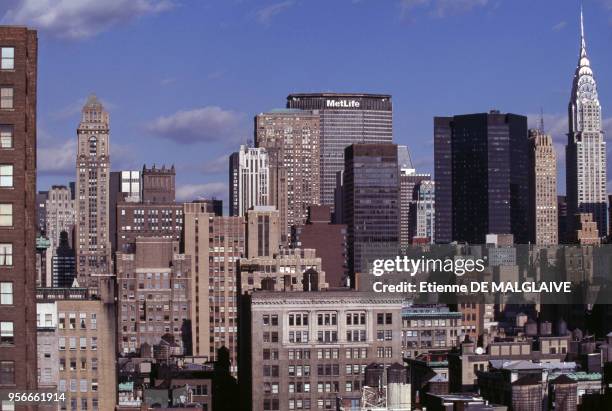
[36, 286, 117, 411]
[291, 205, 347, 288]
[343, 143, 400, 276]
[229, 146, 270, 217]
[528, 128, 558, 246]
[414, 180, 436, 243]
[286, 93, 393, 209]
[434, 111, 529, 244]
[566, 9, 607, 238]
[241, 291, 404, 411]
[45, 185, 76, 251]
[184, 203, 245, 372]
[75, 95, 112, 286]
[401, 305, 461, 359]
[52, 231, 76, 288]
[399, 169, 430, 248]
[116, 237, 191, 355]
[0, 26, 39, 399]
[239, 248, 328, 294]
[255, 110, 320, 241]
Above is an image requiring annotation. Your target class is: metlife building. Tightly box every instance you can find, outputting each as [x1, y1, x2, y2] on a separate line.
[287, 93, 393, 208]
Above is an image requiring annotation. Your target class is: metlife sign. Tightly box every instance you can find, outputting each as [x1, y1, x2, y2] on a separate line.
[325, 99, 361, 108]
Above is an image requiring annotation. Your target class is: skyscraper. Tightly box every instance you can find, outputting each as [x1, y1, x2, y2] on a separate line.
[414, 180, 436, 243]
[75, 95, 112, 287]
[566, 7, 607, 238]
[0, 25, 39, 397]
[434, 112, 529, 244]
[287, 93, 393, 208]
[399, 169, 431, 247]
[528, 128, 558, 245]
[343, 143, 400, 276]
[255, 109, 320, 241]
[229, 145, 270, 217]
[184, 203, 244, 373]
[45, 185, 75, 251]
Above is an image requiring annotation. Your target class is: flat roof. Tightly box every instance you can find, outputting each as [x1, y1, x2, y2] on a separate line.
[287, 92, 391, 99]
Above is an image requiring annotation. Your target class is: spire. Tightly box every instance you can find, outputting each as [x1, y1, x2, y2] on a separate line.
[580, 1, 587, 58]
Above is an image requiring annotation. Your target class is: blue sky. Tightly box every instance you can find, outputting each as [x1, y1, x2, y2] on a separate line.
[2, 0, 612, 203]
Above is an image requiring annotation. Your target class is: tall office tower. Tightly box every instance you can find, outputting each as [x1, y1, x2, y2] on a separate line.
[287, 93, 393, 209]
[116, 237, 191, 355]
[344, 144, 400, 276]
[75, 94, 112, 287]
[291, 205, 348, 287]
[414, 180, 436, 243]
[229, 145, 270, 217]
[566, 8, 607, 238]
[239, 291, 404, 411]
[116, 164, 182, 254]
[246, 206, 280, 258]
[36, 286, 117, 411]
[45, 185, 76, 250]
[52, 231, 76, 288]
[255, 110, 320, 241]
[142, 164, 175, 203]
[184, 202, 245, 373]
[434, 112, 529, 244]
[0, 26, 39, 397]
[528, 129, 558, 245]
[399, 168, 431, 247]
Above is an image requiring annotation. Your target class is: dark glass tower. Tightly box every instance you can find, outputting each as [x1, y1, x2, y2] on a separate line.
[434, 111, 529, 244]
[343, 143, 399, 277]
[52, 231, 76, 287]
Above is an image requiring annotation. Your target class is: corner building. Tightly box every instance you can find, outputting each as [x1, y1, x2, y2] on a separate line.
[240, 291, 403, 411]
[286, 93, 392, 209]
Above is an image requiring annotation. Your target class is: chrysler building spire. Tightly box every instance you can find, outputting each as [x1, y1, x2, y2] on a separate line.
[580, 2, 586, 57]
[565, 2, 607, 238]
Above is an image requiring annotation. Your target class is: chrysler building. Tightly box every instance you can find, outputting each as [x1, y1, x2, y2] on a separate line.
[75, 94, 112, 286]
[566, 6, 607, 237]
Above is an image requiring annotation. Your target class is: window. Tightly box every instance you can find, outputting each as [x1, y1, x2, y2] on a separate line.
[0, 48, 14, 70]
[0, 126, 11, 148]
[0, 361, 14, 385]
[1, 400, 15, 410]
[0, 166, 12, 187]
[0, 322, 13, 345]
[0, 245, 11, 266]
[0, 204, 12, 226]
[0, 88, 13, 110]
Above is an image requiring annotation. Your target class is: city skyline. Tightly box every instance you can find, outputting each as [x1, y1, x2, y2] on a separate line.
[2, 0, 611, 205]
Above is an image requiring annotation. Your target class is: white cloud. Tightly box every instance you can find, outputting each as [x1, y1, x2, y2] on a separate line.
[147, 106, 244, 144]
[400, 0, 489, 19]
[1, 0, 174, 39]
[176, 182, 227, 202]
[38, 139, 75, 176]
[255, 0, 295, 25]
[552, 21, 567, 31]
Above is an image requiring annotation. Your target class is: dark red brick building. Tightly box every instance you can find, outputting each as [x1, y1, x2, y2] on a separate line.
[291, 205, 347, 287]
[0, 26, 39, 395]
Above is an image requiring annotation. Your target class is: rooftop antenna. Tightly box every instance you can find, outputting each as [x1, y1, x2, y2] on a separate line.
[539, 107, 545, 133]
